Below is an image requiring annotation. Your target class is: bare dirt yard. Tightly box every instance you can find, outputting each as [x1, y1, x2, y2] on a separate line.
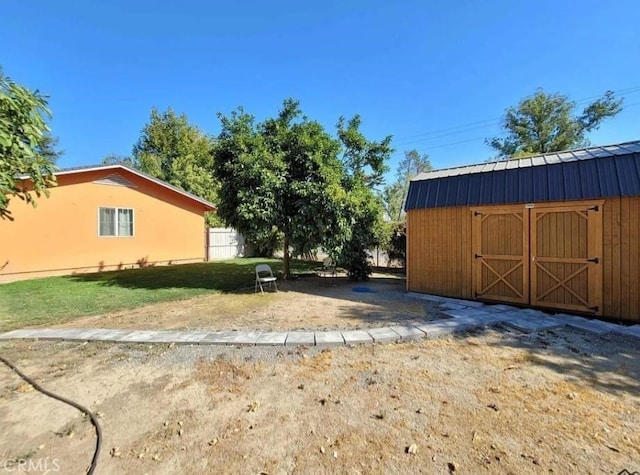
[51, 276, 436, 332]
[1, 325, 638, 474]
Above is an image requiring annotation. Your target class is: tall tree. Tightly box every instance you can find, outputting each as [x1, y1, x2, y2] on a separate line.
[133, 108, 219, 216]
[383, 149, 432, 221]
[336, 116, 393, 279]
[213, 99, 348, 278]
[102, 153, 139, 168]
[487, 89, 623, 158]
[37, 132, 62, 164]
[0, 70, 57, 219]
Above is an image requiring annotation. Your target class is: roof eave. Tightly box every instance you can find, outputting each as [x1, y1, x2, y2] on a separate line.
[19, 164, 217, 211]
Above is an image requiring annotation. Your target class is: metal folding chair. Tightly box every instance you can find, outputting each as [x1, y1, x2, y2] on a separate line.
[255, 264, 278, 293]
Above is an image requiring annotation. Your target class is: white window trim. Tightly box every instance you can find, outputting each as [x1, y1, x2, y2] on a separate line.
[97, 207, 135, 238]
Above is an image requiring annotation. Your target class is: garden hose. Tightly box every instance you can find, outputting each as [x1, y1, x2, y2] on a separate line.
[0, 355, 102, 474]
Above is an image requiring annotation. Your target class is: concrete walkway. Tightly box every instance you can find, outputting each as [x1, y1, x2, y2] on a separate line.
[1, 294, 639, 346]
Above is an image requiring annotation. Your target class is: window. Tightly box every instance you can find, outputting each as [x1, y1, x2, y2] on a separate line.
[99, 207, 134, 237]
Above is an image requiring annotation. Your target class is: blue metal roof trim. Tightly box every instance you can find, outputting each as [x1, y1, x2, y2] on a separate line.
[517, 168, 532, 203]
[404, 146, 640, 210]
[531, 166, 549, 203]
[455, 176, 468, 204]
[617, 154, 640, 195]
[466, 174, 482, 206]
[547, 164, 565, 201]
[595, 158, 620, 197]
[563, 163, 581, 200]
[479, 173, 493, 204]
[424, 179, 437, 208]
[445, 177, 457, 206]
[578, 160, 601, 199]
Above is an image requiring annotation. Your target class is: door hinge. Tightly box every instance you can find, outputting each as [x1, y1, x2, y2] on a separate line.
[586, 257, 599, 264]
[475, 253, 483, 259]
[474, 211, 483, 217]
[588, 305, 599, 312]
[587, 205, 599, 212]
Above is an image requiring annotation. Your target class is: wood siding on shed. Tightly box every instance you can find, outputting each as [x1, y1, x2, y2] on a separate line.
[613, 197, 640, 321]
[407, 206, 472, 300]
[407, 197, 640, 322]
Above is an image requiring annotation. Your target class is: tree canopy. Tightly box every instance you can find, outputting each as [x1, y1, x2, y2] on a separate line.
[102, 153, 139, 168]
[380, 149, 432, 267]
[37, 132, 62, 164]
[130, 108, 221, 225]
[382, 149, 432, 221]
[133, 108, 217, 197]
[214, 99, 348, 277]
[0, 70, 57, 219]
[213, 99, 392, 279]
[335, 116, 393, 279]
[487, 89, 623, 158]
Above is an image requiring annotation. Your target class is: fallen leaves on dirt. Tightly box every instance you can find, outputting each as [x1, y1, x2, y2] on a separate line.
[196, 356, 264, 395]
[1, 328, 639, 474]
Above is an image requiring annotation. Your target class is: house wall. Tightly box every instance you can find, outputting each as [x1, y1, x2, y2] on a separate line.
[0, 169, 208, 281]
[406, 197, 640, 322]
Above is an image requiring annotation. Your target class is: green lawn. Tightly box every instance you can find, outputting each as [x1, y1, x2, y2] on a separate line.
[0, 258, 317, 331]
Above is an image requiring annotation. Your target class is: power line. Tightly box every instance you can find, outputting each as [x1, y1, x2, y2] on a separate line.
[391, 86, 640, 148]
[392, 121, 502, 147]
[388, 100, 640, 160]
[389, 135, 500, 158]
[392, 117, 501, 142]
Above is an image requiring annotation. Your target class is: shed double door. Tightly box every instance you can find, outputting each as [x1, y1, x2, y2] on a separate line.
[472, 202, 602, 315]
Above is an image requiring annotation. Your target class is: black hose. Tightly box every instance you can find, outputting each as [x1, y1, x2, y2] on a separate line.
[0, 355, 102, 475]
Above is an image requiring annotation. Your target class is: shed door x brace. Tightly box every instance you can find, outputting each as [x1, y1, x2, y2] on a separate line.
[472, 201, 603, 315]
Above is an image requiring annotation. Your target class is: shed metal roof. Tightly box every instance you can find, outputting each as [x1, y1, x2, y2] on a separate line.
[405, 141, 640, 210]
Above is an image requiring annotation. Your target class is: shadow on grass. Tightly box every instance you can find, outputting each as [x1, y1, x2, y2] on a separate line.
[65, 259, 319, 292]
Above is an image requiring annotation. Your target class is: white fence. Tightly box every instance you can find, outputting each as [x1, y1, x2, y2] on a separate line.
[206, 228, 245, 260]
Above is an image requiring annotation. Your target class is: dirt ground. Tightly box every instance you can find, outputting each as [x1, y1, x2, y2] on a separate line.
[0, 326, 638, 474]
[53, 277, 437, 332]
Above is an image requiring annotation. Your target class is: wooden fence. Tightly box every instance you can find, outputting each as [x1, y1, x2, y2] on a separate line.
[206, 228, 245, 260]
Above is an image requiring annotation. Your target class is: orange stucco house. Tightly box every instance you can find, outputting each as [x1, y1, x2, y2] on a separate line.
[0, 165, 216, 282]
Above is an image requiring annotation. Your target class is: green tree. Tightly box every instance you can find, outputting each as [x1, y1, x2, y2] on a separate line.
[37, 132, 62, 164]
[336, 116, 393, 279]
[487, 89, 623, 158]
[383, 149, 432, 221]
[0, 70, 57, 219]
[380, 150, 432, 268]
[133, 107, 221, 224]
[102, 153, 139, 168]
[213, 99, 348, 278]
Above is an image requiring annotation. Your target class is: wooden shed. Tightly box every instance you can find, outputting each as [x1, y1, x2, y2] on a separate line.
[405, 141, 640, 323]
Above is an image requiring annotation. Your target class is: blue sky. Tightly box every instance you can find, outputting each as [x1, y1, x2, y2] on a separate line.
[4, 0, 639, 181]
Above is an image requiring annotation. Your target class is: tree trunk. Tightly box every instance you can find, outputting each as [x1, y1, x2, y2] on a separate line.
[283, 234, 290, 279]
